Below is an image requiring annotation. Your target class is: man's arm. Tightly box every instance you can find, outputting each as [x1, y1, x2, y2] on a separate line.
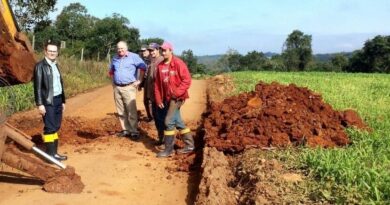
[173, 59, 192, 98]
[33, 63, 46, 115]
[134, 55, 147, 87]
[154, 65, 163, 108]
[134, 69, 145, 90]
[107, 59, 114, 78]
[33, 63, 43, 106]
[138, 69, 145, 82]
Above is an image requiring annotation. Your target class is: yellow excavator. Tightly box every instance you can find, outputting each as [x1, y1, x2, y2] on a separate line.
[1, 0, 68, 186]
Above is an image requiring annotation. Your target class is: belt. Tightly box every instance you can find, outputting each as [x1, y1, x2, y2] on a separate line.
[115, 82, 133, 87]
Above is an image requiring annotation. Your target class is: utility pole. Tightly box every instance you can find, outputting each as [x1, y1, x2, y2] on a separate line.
[32, 35, 35, 51]
[80, 48, 84, 62]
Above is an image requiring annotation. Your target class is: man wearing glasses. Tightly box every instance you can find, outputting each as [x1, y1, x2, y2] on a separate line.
[33, 40, 67, 161]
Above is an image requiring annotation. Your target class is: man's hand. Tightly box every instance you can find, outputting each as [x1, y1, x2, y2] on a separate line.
[158, 103, 164, 109]
[62, 103, 66, 111]
[38, 105, 46, 115]
[170, 88, 177, 99]
[133, 80, 140, 87]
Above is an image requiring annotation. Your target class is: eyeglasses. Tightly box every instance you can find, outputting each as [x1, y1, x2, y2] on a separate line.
[47, 50, 58, 53]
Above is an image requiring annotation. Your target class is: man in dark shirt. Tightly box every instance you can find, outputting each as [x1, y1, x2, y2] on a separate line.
[33, 40, 67, 161]
[144, 43, 165, 146]
[138, 44, 153, 121]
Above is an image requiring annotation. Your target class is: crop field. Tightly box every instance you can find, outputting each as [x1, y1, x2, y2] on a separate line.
[229, 71, 390, 203]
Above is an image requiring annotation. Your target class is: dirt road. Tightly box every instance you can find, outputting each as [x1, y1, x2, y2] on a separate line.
[0, 80, 207, 205]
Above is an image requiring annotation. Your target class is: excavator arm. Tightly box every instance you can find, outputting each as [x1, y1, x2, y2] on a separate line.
[0, 0, 36, 86]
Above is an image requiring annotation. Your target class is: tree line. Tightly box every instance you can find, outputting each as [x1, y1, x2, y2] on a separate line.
[210, 30, 390, 73]
[11, 1, 203, 73]
[10, 1, 155, 60]
[10, 1, 389, 74]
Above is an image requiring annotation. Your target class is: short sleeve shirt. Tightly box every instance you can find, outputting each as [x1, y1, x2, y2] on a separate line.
[109, 52, 146, 84]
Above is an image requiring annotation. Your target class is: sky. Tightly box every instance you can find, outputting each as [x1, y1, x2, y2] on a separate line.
[51, 0, 390, 55]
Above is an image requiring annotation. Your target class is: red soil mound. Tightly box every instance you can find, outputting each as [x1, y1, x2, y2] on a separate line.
[205, 81, 368, 152]
[0, 32, 35, 85]
[43, 166, 84, 193]
[9, 116, 121, 146]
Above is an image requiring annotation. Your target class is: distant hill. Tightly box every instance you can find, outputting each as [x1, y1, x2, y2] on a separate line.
[314, 52, 353, 62]
[196, 55, 222, 65]
[196, 52, 351, 65]
[196, 52, 279, 65]
[264, 52, 279, 58]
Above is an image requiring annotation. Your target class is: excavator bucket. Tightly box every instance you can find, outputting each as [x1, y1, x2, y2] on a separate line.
[0, 0, 37, 86]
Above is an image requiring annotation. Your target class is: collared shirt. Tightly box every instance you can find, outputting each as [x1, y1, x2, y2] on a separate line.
[109, 51, 146, 85]
[154, 56, 191, 105]
[45, 57, 62, 96]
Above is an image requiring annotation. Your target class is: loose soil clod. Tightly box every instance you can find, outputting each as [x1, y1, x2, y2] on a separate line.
[43, 166, 84, 193]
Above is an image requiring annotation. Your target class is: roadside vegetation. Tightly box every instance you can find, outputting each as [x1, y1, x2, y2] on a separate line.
[230, 71, 390, 203]
[0, 57, 110, 115]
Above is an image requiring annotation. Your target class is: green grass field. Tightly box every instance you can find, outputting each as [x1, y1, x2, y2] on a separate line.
[230, 71, 390, 203]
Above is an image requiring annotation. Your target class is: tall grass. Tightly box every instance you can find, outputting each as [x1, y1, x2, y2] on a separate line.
[58, 56, 110, 97]
[0, 56, 110, 116]
[230, 71, 390, 203]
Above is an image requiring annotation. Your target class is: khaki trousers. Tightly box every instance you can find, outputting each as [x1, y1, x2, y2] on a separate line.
[113, 85, 138, 135]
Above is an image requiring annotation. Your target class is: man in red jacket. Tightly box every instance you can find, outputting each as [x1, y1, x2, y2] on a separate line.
[154, 41, 194, 158]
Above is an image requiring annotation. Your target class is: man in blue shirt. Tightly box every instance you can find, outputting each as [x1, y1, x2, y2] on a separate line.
[109, 41, 146, 140]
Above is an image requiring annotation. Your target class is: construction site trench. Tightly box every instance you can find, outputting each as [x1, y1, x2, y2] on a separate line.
[0, 77, 368, 204]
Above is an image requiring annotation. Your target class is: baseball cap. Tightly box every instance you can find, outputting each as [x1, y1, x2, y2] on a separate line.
[139, 44, 148, 52]
[160, 41, 173, 51]
[148, 42, 160, 50]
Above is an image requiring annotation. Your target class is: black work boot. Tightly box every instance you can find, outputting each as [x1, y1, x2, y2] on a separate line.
[116, 130, 130, 138]
[45, 142, 56, 157]
[53, 139, 67, 161]
[157, 136, 175, 158]
[130, 133, 140, 141]
[154, 130, 164, 146]
[177, 133, 195, 154]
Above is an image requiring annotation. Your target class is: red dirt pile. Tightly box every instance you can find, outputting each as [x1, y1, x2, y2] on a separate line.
[2, 146, 84, 193]
[9, 116, 121, 146]
[43, 166, 84, 193]
[205, 81, 368, 152]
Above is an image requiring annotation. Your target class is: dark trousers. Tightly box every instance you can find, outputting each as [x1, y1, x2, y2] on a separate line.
[144, 98, 153, 120]
[43, 95, 63, 134]
[153, 101, 167, 134]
